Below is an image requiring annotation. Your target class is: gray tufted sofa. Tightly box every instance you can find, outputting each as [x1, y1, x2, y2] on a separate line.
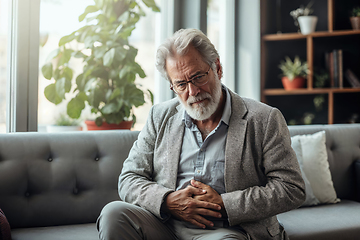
[0, 124, 360, 240]
[0, 130, 139, 240]
[279, 124, 360, 240]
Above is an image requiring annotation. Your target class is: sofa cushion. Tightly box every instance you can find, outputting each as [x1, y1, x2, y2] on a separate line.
[277, 200, 360, 240]
[288, 124, 360, 201]
[0, 208, 12, 240]
[11, 223, 97, 240]
[292, 131, 339, 204]
[0, 130, 140, 229]
[290, 137, 319, 207]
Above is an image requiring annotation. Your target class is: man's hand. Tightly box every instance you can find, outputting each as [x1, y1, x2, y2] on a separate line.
[190, 179, 228, 218]
[164, 185, 222, 228]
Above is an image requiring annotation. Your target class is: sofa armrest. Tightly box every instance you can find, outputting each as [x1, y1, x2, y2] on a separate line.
[356, 160, 360, 202]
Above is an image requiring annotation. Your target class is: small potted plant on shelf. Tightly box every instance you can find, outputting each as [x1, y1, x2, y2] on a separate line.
[41, 0, 159, 130]
[278, 56, 309, 90]
[290, 1, 317, 35]
[350, 7, 360, 30]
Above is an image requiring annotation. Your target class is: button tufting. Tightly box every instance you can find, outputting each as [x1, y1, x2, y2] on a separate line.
[25, 192, 30, 197]
[95, 157, 100, 161]
[48, 157, 53, 162]
[73, 188, 79, 195]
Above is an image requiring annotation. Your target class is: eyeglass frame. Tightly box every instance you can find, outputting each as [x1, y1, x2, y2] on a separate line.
[169, 66, 212, 95]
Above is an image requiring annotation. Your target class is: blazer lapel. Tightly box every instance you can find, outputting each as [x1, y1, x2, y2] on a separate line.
[165, 105, 185, 190]
[225, 91, 248, 192]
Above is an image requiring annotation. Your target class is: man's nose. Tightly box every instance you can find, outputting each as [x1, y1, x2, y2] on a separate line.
[187, 82, 200, 96]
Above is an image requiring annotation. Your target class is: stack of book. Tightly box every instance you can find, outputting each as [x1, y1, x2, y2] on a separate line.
[325, 49, 360, 88]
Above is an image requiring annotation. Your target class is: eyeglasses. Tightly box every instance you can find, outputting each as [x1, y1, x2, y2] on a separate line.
[170, 67, 211, 95]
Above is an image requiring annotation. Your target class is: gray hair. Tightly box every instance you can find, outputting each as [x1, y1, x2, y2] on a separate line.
[156, 28, 220, 82]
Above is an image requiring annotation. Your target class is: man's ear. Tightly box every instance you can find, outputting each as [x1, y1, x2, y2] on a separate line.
[215, 58, 222, 80]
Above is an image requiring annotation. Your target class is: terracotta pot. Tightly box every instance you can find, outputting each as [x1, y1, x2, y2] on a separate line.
[85, 120, 133, 131]
[281, 76, 306, 90]
[350, 17, 360, 30]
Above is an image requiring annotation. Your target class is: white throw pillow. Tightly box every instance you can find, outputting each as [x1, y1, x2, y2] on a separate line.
[292, 131, 340, 204]
[290, 137, 320, 207]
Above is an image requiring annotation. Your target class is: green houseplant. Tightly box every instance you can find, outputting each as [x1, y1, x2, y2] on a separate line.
[278, 56, 309, 90]
[46, 113, 82, 132]
[350, 7, 360, 30]
[41, 0, 159, 128]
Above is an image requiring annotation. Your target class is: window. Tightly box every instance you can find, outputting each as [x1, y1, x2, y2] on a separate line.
[207, 0, 220, 51]
[0, 0, 9, 133]
[38, 0, 160, 131]
[38, 0, 94, 132]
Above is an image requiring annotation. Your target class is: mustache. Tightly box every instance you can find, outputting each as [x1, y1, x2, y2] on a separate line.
[187, 92, 211, 105]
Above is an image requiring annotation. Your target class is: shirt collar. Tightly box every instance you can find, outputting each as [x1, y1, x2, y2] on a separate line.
[182, 84, 232, 128]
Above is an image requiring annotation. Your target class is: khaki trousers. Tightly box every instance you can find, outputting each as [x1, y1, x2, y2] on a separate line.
[97, 201, 249, 240]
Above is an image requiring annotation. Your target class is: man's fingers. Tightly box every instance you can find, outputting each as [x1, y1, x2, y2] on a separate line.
[196, 199, 221, 211]
[191, 179, 207, 189]
[197, 207, 222, 219]
[186, 185, 206, 195]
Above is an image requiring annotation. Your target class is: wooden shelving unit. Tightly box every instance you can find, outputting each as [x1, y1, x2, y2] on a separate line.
[261, 0, 360, 125]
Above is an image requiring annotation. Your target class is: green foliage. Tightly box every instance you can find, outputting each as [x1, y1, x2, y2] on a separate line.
[351, 7, 360, 17]
[278, 56, 309, 81]
[41, 0, 159, 126]
[54, 113, 80, 126]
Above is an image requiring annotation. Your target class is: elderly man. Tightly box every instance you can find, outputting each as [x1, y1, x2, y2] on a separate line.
[97, 28, 305, 240]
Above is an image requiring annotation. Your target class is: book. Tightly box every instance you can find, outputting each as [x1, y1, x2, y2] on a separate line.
[345, 69, 360, 88]
[325, 49, 344, 88]
[337, 49, 343, 88]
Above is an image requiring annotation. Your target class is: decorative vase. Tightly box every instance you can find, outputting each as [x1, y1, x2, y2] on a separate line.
[298, 16, 318, 35]
[85, 120, 133, 131]
[350, 17, 360, 30]
[282, 76, 306, 90]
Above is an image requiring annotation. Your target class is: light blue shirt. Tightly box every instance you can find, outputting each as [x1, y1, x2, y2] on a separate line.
[176, 86, 231, 194]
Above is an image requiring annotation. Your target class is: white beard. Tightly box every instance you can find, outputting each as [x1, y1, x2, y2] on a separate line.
[179, 70, 222, 121]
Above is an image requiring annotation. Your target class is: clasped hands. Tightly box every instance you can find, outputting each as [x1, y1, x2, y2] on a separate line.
[164, 179, 227, 229]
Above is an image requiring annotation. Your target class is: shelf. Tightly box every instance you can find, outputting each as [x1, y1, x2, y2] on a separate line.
[260, 0, 360, 125]
[263, 88, 360, 96]
[262, 30, 360, 41]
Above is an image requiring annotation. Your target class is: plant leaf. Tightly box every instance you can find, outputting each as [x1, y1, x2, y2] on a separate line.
[103, 48, 116, 67]
[67, 96, 85, 119]
[142, 0, 160, 12]
[45, 48, 60, 62]
[55, 77, 70, 99]
[148, 89, 154, 104]
[59, 32, 76, 46]
[108, 88, 122, 101]
[124, 84, 145, 107]
[79, 5, 99, 22]
[58, 49, 73, 66]
[41, 62, 53, 80]
[76, 73, 86, 91]
[62, 66, 73, 81]
[101, 102, 119, 114]
[44, 83, 62, 104]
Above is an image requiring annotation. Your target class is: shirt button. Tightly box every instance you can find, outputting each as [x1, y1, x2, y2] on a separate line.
[197, 170, 201, 174]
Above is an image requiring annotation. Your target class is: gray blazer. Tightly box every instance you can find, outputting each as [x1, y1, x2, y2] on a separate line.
[119, 88, 305, 240]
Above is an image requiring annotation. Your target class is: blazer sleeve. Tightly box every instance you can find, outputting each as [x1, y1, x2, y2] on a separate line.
[118, 106, 173, 220]
[222, 108, 306, 226]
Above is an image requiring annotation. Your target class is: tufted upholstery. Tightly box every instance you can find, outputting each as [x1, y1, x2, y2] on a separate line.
[287, 124, 360, 201]
[278, 124, 360, 240]
[0, 130, 139, 230]
[0, 125, 359, 239]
